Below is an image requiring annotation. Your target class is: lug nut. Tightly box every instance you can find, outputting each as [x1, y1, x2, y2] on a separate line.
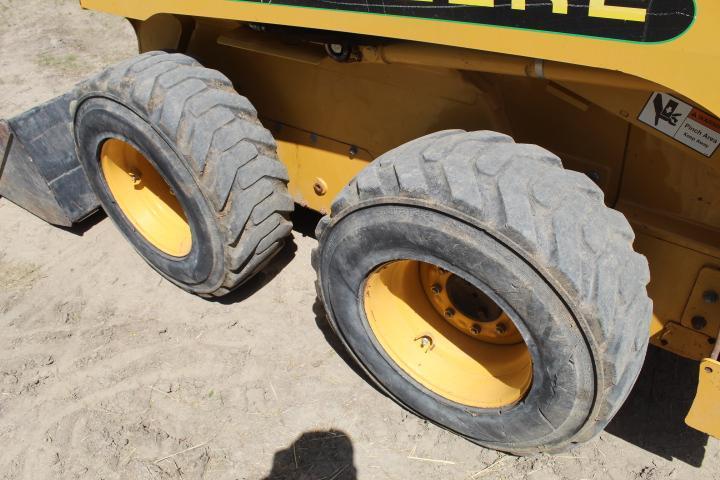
[691, 315, 707, 330]
[444, 308, 455, 319]
[128, 169, 142, 185]
[313, 178, 327, 196]
[431, 283, 442, 295]
[470, 324, 481, 335]
[703, 290, 719, 304]
[415, 335, 433, 352]
[495, 322, 508, 335]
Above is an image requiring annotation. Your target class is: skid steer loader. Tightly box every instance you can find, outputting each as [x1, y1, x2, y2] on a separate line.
[1, 0, 718, 454]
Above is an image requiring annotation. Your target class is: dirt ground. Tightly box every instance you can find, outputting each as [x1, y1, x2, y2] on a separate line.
[1, 1, 719, 479]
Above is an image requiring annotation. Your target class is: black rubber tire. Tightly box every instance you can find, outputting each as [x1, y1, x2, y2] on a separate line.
[312, 130, 652, 454]
[72, 52, 293, 297]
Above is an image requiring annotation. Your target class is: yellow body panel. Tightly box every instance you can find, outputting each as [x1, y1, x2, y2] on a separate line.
[686, 358, 720, 438]
[81, 0, 719, 116]
[272, 125, 372, 214]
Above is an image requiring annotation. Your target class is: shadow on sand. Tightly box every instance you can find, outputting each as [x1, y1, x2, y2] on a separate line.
[606, 345, 709, 467]
[261, 430, 357, 480]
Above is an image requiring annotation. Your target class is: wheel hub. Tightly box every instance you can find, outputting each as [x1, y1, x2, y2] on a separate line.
[420, 264, 523, 344]
[100, 139, 192, 257]
[364, 260, 532, 408]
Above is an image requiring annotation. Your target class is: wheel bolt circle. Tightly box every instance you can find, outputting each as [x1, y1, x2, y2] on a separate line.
[471, 324, 481, 335]
[444, 308, 455, 319]
[431, 283, 442, 295]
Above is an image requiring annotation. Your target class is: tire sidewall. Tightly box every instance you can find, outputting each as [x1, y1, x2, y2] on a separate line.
[74, 96, 225, 293]
[318, 203, 596, 452]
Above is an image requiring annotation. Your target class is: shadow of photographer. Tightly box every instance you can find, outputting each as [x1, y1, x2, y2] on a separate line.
[261, 430, 357, 480]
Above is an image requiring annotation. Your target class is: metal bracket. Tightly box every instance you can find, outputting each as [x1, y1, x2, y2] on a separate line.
[681, 267, 720, 340]
[686, 358, 720, 438]
[652, 321, 715, 361]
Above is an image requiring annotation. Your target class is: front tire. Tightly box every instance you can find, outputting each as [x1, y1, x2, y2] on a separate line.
[313, 130, 652, 453]
[73, 52, 293, 297]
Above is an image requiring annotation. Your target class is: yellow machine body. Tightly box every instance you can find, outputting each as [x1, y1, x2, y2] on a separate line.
[81, 0, 718, 115]
[79, 0, 720, 437]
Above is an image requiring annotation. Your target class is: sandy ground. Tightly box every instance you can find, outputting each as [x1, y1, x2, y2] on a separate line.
[1, 1, 719, 479]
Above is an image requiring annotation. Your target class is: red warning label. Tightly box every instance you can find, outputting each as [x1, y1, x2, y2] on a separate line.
[688, 109, 720, 133]
[639, 93, 720, 158]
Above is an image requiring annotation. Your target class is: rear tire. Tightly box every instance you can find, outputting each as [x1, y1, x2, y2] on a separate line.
[73, 52, 293, 297]
[313, 130, 652, 453]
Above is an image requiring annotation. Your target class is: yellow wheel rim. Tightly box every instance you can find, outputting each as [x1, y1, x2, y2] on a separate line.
[100, 139, 192, 257]
[364, 260, 532, 408]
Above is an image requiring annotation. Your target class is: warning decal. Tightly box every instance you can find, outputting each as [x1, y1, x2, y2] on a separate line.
[639, 93, 720, 158]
